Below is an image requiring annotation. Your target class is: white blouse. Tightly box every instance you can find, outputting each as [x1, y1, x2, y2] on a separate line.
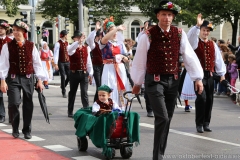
[92, 99, 121, 112]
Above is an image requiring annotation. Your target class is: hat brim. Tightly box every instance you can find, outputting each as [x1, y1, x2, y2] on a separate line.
[154, 8, 178, 15]
[200, 26, 213, 31]
[12, 24, 28, 33]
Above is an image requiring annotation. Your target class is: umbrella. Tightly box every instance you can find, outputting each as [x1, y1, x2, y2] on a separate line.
[122, 56, 143, 109]
[35, 88, 50, 124]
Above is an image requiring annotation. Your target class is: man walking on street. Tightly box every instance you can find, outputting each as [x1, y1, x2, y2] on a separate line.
[0, 19, 45, 139]
[187, 14, 226, 133]
[53, 30, 70, 98]
[131, 1, 204, 159]
[67, 31, 93, 117]
[0, 19, 12, 123]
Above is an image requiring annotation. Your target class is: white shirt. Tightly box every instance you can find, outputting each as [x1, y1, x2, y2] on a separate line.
[92, 99, 121, 112]
[67, 41, 93, 76]
[0, 42, 46, 80]
[86, 30, 97, 50]
[0, 36, 6, 39]
[131, 25, 204, 85]
[187, 26, 226, 76]
[53, 38, 68, 64]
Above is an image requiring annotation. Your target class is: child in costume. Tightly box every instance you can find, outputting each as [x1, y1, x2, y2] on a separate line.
[92, 85, 121, 116]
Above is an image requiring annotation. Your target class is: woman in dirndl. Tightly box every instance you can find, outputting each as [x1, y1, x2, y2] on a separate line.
[40, 41, 53, 89]
[99, 16, 130, 109]
[180, 68, 196, 112]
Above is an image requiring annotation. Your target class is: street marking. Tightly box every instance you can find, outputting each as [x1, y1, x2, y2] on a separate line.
[177, 105, 195, 110]
[72, 156, 100, 160]
[0, 123, 7, 127]
[1, 129, 22, 133]
[48, 85, 60, 88]
[140, 123, 240, 147]
[43, 145, 73, 151]
[27, 136, 45, 142]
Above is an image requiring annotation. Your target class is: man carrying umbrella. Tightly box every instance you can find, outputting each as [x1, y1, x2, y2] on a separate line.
[0, 19, 45, 139]
[0, 19, 12, 123]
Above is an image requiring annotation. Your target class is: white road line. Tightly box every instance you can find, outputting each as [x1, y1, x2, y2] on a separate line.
[27, 136, 45, 142]
[43, 145, 73, 151]
[1, 129, 22, 133]
[72, 156, 100, 160]
[48, 85, 60, 88]
[0, 123, 7, 127]
[140, 123, 240, 147]
[177, 105, 195, 110]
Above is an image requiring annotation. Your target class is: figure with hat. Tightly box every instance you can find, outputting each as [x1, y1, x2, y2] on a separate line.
[99, 16, 130, 108]
[187, 13, 226, 133]
[53, 30, 70, 98]
[92, 84, 121, 116]
[86, 21, 104, 102]
[40, 41, 54, 89]
[67, 30, 93, 118]
[0, 19, 12, 123]
[131, 1, 204, 159]
[0, 18, 45, 139]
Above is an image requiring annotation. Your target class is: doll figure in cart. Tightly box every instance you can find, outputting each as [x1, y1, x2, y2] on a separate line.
[92, 84, 122, 116]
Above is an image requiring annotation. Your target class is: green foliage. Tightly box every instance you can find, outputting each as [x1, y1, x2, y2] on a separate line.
[0, 0, 28, 17]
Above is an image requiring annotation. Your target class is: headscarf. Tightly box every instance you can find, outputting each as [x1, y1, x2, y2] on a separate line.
[41, 41, 49, 52]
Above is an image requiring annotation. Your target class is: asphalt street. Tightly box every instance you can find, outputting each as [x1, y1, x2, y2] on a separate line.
[0, 76, 240, 160]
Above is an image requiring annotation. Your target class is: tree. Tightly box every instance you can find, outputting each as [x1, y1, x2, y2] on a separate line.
[0, 0, 28, 17]
[38, 0, 135, 30]
[136, 0, 240, 46]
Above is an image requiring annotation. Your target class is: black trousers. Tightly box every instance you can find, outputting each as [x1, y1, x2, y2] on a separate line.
[145, 73, 180, 159]
[6, 74, 34, 134]
[93, 65, 103, 102]
[58, 62, 70, 94]
[144, 91, 152, 112]
[194, 71, 214, 126]
[68, 71, 89, 115]
[0, 91, 5, 117]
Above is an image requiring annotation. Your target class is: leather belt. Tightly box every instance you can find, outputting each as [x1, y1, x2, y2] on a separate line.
[71, 70, 86, 73]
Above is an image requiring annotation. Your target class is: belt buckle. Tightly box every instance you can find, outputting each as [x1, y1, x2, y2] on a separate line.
[71, 70, 75, 73]
[11, 74, 16, 79]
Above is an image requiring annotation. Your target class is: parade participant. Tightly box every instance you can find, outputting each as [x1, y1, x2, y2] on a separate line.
[131, 1, 204, 159]
[0, 19, 45, 139]
[228, 54, 238, 93]
[187, 14, 226, 133]
[86, 21, 104, 102]
[67, 31, 93, 118]
[99, 16, 130, 108]
[0, 19, 12, 123]
[92, 84, 121, 116]
[7, 26, 14, 40]
[53, 30, 70, 98]
[40, 41, 53, 89]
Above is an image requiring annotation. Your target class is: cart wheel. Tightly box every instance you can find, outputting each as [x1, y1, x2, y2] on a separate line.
[120, 146, 132, 159]
[77, 136, 88, 151]
[105, 148, 115, 160]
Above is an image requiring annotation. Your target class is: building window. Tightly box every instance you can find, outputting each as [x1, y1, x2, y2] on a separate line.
[131, 20, 140, 41]
[42, 21, 53, 45]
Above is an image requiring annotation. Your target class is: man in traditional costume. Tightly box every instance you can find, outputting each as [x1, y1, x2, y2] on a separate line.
[53, 30, 70, 98]
[187, 14, 226, 133]
[0, 19, 12, 123]
[67, 31, 93, 118]
[86, 21, 104, 102]
[131, 1, 204, 159]
[0, 19, 45, 139]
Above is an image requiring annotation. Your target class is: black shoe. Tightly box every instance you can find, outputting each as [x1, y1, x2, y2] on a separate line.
[203, 125, 212, 132]
[68, 114, 73, 118]
[12, 130, 19, 138]
[24, 133, 32, 139]
[62, 93, 67, 98]
[147, 111, 154, 117]
[0, 116, 5, 123]
[196, 126, 204, 133]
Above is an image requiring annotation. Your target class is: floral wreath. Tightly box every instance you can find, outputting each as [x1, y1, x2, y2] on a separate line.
[207, 23, 214, 30]
[0, 22, 10, 28]
[162, 2, 181, 13]
[103, 16, 115, 33]
[15, 20, 29, 31]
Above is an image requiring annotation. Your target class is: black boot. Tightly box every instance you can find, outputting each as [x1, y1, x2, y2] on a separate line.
[196, 125, 204, 133]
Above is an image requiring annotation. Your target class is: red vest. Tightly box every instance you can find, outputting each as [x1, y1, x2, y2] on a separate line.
[41, 50, 51, 59]
[96, 98, 113, 110]
[146, 25, 181, 75]
[0, 36, 12, 53]
[194, 39, 215, 72]
[91, 42, 103, 65]
[69, 46, 88, 71]
[8, 39, 34, 75]
[58, 40, 69, 62]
